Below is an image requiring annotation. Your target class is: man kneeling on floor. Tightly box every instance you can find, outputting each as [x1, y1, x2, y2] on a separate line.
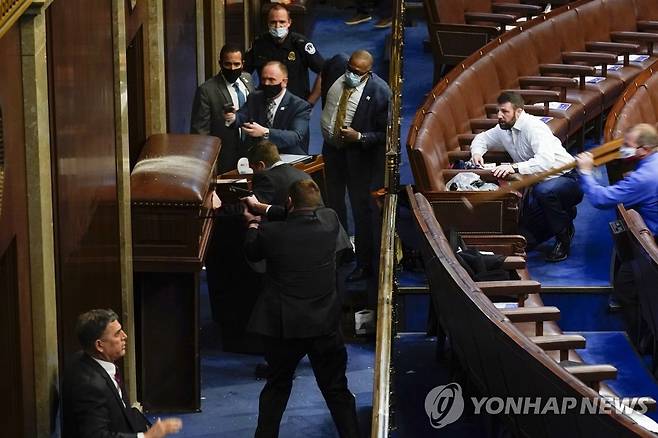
[244, 179, 360, 438]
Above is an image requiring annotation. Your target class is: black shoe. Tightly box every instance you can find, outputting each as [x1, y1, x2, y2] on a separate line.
[346, 266, 372, 282]
[344, 14, 372, 25]
[567, 222, 575, 241]
[545, 239, 570, 262]
[254, 363, 271, 379]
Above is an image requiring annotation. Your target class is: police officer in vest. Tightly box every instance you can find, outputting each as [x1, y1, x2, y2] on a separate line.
[245, 4, 324, 105]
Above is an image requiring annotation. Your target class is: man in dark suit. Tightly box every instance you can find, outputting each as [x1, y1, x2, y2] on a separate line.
[190, 43, 255, 174]
[224, 61, 312, 155]
[320, 50, 391, 281]
[62, 308, 182, 438]
[244, 179, 360, 438]
[249, 140, 310, 205]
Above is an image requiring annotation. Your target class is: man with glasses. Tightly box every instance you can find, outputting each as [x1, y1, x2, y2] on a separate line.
[320, 49, 391, 282]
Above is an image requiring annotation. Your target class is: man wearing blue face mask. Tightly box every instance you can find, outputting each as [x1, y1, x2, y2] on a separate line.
[245, 4, 324, 105]
[320, 50, 391, 282]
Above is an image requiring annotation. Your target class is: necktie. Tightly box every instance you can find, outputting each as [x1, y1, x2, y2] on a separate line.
[233, 82, 246, 109]
[333, 86, 356, 140]
[266, 99, 276, 128]
[113, 366, 129, 407]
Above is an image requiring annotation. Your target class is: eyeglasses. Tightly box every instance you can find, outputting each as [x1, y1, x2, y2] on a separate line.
[346, 65, 370, 77]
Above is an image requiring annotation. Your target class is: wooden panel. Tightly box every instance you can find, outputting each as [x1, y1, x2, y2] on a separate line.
[0, 24, 36, 437]
[164, 0, 198, 134]
[127, 27, 147, 169]
[47, 0, 123, 372]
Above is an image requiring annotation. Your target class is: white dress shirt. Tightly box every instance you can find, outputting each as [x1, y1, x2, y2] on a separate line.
[470, 111, 574, 177]
[321, 75, 368, 143]
[226, 76, 249, 109]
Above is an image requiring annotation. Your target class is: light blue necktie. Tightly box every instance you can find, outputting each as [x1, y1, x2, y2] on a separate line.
[233, 82, 246, 108]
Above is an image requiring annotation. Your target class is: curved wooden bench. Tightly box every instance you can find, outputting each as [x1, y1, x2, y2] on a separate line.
[409, 187, 658, 435]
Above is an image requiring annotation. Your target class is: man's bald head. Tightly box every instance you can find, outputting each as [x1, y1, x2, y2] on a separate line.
[347, 50, 373, 77]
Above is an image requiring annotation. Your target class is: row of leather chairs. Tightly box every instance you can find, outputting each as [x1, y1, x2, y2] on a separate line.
[424, 0, 577, 79]
[409, 0, 658, 201]
[408, 186, 658, 436]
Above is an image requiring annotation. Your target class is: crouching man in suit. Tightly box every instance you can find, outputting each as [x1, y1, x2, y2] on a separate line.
[244, 179, 360, 438]
[62, 308, 182, 438]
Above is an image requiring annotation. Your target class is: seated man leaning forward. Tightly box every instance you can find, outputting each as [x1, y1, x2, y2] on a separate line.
[62, 308, 182, 438]
[470, 91, 583, 262]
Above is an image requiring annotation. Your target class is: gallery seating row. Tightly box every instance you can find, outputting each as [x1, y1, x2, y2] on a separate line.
[424, 0, 577, 78]
[408, 186, 658, 436]
[409, 0, 658, 235]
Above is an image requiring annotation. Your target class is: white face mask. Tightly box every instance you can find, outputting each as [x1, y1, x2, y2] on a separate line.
[619, 146, 637, 159]
[269, 27, 288, 39]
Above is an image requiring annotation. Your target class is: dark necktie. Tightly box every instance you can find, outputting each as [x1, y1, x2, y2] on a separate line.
[233, 82, 246, 108]
[113, 366, 129, 407]
[266, 99, 276, 128]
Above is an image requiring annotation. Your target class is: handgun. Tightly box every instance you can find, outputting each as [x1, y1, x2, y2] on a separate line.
[228, 185, 254, 197]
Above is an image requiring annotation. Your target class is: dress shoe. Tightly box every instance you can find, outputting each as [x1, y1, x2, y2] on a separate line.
[545, 224, 574, 262]
[373, 17, 392, 28]
[346, 266, 372, 282]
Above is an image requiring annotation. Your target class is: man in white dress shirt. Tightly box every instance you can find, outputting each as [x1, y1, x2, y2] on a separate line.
[62, 308, 182, 438]
[471, 91, 583, 262]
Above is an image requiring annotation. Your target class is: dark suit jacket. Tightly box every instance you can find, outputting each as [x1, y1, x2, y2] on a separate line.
[252, 163, 310, 206]
[321, 54, 391, 150]
[235, 89, 312, 155]
[245, 208, 342, 338]
[190, 72, 255, 173]
[62, 352, 149, 438]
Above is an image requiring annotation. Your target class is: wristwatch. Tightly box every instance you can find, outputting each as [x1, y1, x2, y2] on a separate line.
[263, 129, 270, 140]
[511, 163, 519, 172]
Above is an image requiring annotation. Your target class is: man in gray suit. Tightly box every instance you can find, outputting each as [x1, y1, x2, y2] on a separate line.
[191, 43, 255, 174]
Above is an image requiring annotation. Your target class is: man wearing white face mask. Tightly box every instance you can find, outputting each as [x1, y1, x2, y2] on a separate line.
[320, 50, 391, 283]
[245, 4, 324, 104]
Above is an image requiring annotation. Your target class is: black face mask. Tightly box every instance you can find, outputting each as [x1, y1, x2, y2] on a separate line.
[260, 82, 282, 100]
[222, 67, 242, 84]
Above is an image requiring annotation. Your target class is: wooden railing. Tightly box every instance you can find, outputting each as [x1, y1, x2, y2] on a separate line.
[0, 0, 32, 39]
[371, 0, 404, 436]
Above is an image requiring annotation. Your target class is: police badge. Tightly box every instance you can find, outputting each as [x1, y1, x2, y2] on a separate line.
[288, 51, 296, 61]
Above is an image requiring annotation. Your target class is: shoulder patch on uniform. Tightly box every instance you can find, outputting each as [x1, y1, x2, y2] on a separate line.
[304, 42, 316, 55]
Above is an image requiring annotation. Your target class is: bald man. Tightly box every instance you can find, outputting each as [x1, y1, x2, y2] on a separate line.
[320, 50, 391, 282]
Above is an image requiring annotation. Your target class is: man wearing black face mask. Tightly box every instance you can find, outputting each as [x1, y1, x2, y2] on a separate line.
[224, 61, 311, 155]
[191, 43, 254, 173]
[470, 91, 583, 262]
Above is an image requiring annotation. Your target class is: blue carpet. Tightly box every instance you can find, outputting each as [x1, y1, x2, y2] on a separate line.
[537, 293, 625, 332]
[574, 331, 658, 422]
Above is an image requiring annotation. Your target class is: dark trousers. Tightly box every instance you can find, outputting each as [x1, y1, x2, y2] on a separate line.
[520, 171, 583, 245]
[255, 332, 360, 438]
[356, 0, 391, 15]
[323, 142, 383, 268]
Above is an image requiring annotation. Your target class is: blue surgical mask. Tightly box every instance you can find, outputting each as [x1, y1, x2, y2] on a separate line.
[269, 27, 288, 40]
[344, 71, 363, 88]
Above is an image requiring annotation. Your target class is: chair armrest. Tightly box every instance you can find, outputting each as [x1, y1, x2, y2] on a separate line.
[562, 51, 618, 65]
[484, 103, 555, 117]
[447, 151, 473, 162]
[540, 63, 596, 75]
[470, 118, 498, 131]
[458, 134, 476, 148]
[637, 21, 658, 32]
[501, 306, 560, 323]
[434, 22, 501, 39]
[611, 31, 658, 55]
[519, 75, 579, 89]
[585, 41, 640, 54]
[501, 255, 526, 270]
[503, 89, 562, 104]
[465, 12, 518, 26]
[563, 364, 618, 391]
[476, 280, 541, 306]
[530, 334, 586, 360]
[447, 149, 512, 163]
[492, 3, 542, 17]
